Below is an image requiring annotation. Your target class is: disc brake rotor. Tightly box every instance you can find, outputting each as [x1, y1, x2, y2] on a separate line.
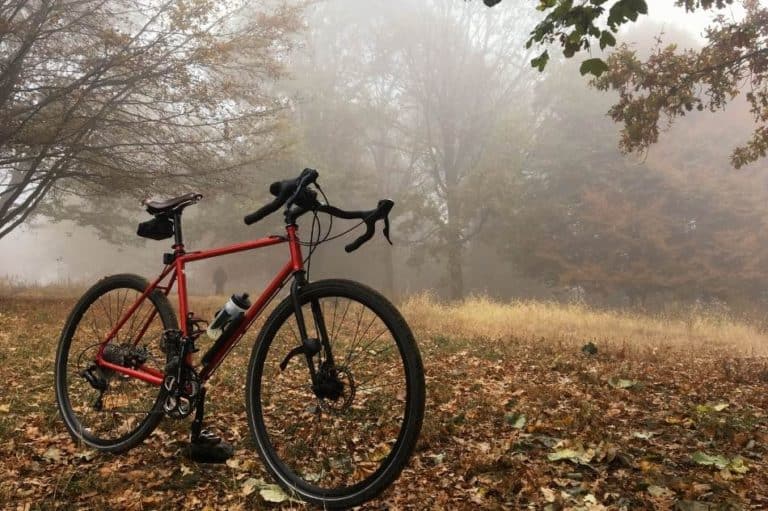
[316, 364, 355, 414]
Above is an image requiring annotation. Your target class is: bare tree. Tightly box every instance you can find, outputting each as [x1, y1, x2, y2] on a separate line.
[288, 0, 538, 300]
[393, 1, 538, 299]
[0, 0, 300, 238]
[281, 0, 420, 297]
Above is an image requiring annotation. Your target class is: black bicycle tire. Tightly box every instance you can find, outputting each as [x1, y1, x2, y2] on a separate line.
[245, 279, 425, 508]
[55, 273, 177, 452]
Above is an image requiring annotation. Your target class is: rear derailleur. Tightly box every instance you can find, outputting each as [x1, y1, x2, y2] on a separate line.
[81, 343, 150, 411]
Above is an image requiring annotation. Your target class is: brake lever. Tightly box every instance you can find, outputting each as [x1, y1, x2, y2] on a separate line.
[284, 168, 318, 211]
[284, 178, 307, 211]
[345, 200, 394, 253]
[383, 214, 392, 245]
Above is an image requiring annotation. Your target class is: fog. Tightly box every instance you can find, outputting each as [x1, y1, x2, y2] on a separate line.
[1, 0, 763, 314]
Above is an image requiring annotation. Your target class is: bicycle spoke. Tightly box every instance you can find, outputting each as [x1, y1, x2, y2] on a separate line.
[352, 342, 397, 369]
[98, 299, 113, 339]
[258, 291, 410, 492]
[341, 311, 378, 369]
[344, 326, 390, 368]
[126, 299, 159, 349]
[355, 380, 402, 393]
[329, 296, 339, 342]
[333, 297, 351, 343]
[61, 284, 168, 444]
[125, 291, 140, 341]
[116, 289, 129, 328]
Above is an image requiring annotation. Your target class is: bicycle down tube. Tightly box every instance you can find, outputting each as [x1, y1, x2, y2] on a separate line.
[94, 225, 304, 386]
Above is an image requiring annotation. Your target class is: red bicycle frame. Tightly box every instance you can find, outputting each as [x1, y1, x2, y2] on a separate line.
[94, 225, 305, 386]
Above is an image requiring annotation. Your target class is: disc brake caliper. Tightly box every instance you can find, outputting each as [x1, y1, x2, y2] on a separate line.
[279, 337, 322, 371]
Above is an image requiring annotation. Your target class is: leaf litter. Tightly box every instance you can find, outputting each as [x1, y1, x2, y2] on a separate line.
[2, 296, 768, 509]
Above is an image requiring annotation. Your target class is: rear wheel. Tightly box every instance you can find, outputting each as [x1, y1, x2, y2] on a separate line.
[55, 274, 177, 452]
[246, 279, 425, 508]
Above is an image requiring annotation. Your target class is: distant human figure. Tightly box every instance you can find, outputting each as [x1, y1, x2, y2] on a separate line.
[212, 266, 227, 295]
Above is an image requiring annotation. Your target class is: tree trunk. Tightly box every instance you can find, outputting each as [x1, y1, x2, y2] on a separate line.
[382, 246, 396, 300]
[445, 190, 464, 301]
[446, 233, 464, 300]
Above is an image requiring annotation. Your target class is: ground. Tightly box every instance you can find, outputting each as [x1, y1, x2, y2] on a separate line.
[1, 292, 767, 510]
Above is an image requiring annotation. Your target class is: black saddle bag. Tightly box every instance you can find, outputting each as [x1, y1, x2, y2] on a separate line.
[137, 215, 174, 240]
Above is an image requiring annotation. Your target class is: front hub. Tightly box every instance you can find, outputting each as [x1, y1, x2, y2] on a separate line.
[314, 362, 355, 413]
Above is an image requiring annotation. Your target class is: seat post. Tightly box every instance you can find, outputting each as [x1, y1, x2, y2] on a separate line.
[173, 212, 184, 247]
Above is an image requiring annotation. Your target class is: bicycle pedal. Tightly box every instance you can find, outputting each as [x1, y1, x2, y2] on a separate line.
[184, 440, 234, 464]
[193, 429, 222, 445]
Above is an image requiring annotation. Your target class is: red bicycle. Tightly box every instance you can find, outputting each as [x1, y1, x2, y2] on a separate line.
[54, 169, 425, 508]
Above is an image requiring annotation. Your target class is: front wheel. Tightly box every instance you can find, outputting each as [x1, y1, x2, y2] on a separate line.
[246, 279, 425, 508]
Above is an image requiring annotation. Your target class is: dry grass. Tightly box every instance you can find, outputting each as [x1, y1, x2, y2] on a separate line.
[0, 276, 86, 298]
[5, 276, 766, 359]
[403, 292, 768, 358]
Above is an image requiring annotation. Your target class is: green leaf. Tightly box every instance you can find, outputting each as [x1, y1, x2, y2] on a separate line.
[579, 58, 609, 77]
[505, 412, 527, 429]
[548, 447, 594, 465]
[607, 0, 648, 29]
[728, 456, 749, 474]
[242, 477, 263, 497]
[675, 502, 720, 511]
[42, 447, 62, 463]
[630, 0, 648, 15]
[430, 453, 446, 465]
[536, 0, 558, 10]
[695, 402, 729, 414]
[647, 485, 674, 498]
[599, 30, 616, 50]
[548, 448, 580, 461]
[608, 376, 638, 389]
[260, 484, 290, 503]
[691, 451, 729, 470]
[531, 50, 550, 72]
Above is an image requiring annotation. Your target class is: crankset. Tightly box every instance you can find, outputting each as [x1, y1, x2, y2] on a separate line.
[162, 329, 202, 419]
[163, 366, 200, 419]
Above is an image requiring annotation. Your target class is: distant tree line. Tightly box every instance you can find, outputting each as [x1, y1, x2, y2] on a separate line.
[2, 0, 768, 312]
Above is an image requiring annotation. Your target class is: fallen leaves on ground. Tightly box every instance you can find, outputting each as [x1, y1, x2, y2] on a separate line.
[1, 296, 768, 509]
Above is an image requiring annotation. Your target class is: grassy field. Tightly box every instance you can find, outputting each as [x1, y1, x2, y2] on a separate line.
[1, 290, 767, 509]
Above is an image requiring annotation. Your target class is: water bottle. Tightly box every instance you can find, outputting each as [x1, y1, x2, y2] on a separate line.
[206, 293, 251, 340]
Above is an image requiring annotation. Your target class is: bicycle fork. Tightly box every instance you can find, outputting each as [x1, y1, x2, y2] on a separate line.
[279, 272, 338, 397]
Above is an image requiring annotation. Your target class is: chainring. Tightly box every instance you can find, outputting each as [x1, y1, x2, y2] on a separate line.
[162, 366, 200, 419]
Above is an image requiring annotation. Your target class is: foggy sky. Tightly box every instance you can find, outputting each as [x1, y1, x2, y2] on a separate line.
[0, 0, 729, 285]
